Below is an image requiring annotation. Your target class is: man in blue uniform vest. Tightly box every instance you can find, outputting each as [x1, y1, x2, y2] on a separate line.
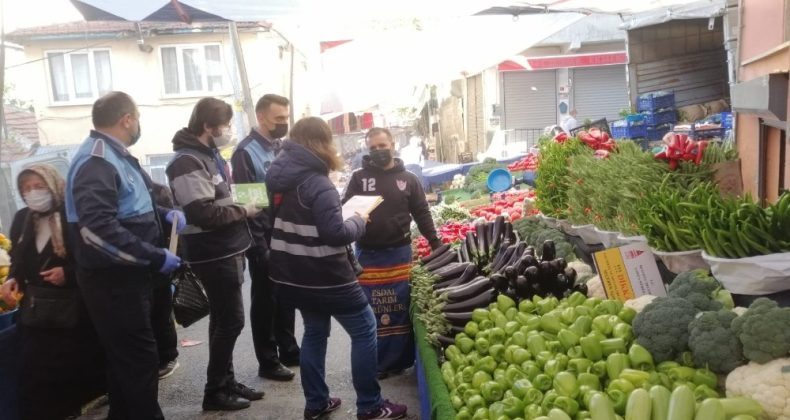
[231, 94, 300, 381]
[65, 91, 183, 419]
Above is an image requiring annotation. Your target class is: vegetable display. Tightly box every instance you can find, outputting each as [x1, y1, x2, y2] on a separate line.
[653, 133, 708, 170]
[470, 190, 535, 222]
[508, 154, 538, 172]
[535, 138, 587, 218]
[576, 128, 616, 151]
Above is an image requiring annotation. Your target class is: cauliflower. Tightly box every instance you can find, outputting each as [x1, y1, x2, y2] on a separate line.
[688, 310, 745, 374]
[632, 296, 699, 363]
[732, 306, 749, 316]
[726, 357, 790, 420]
[0, 248, 9, 266]
[624, 295, 658, 313]
[731, 298, 790, 364]
[586, 275, 606, 299]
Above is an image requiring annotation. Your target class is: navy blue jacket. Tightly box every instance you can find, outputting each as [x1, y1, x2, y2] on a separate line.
[265, 141, 368, 313]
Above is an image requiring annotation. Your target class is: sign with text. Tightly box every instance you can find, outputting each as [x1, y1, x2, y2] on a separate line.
[593, 243, 666, 301]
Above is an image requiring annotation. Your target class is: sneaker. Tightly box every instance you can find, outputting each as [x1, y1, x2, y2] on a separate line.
[202, 390, 251, 411]
[258, 363, 296, 381]
[158, 360, 180, 380]
[230, 381, 265, 401]
[357, 400, 407, 420]
[304, 397, 342, 420]
[377, 369, 405, 380]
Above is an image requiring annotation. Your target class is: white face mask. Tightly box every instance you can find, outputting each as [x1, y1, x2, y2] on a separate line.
[212, 127, 232, 148]
[24, 189, 53, 213]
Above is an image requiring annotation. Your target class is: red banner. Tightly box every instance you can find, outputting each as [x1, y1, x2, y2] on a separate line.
[498, 51, 627, 71]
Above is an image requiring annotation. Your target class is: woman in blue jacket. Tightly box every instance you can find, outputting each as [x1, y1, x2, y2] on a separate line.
[265, 117, 407, 420]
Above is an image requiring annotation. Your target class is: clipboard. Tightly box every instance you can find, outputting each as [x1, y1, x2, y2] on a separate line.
[169, 212, 179, 254]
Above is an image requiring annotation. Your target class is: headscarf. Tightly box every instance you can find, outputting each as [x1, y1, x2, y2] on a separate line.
[16, 164, 67, 258]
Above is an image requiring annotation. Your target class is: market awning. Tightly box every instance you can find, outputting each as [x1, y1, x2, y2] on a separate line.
[319, 12, 585, 114]
[617, 0, 727, 30]
[483, 0, 719, 16]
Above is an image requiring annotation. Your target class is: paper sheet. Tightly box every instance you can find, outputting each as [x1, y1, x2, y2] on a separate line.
[342, 195, 383, 220]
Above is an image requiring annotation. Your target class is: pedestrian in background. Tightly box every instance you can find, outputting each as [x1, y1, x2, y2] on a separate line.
[266, 117, 408, 420]
[65, 91, 182, 419]
[231, 94, 300, 382]
[166, 97, 263, 411]
[342, 127, 441, 379]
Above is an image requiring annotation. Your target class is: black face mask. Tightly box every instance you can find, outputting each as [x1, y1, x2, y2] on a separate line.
[369, 149, 392, 167]
[270, 123, 288, 139]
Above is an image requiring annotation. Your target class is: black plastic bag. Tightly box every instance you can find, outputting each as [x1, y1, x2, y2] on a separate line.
[172, 266, 210, 327]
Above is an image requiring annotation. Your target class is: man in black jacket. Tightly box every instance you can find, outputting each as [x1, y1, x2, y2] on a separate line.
[230, 94, 299, 381]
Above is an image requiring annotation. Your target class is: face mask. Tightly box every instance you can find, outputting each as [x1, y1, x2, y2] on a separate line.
[270, 123, 288, 139]
[369, 149, 393, 167]
[129, 123, 141, 146]
[211, 128, 232, 148]
[24, 189, 53, 213]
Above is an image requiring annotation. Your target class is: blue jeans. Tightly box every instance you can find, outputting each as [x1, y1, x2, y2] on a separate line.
[300, 305, 383, 413]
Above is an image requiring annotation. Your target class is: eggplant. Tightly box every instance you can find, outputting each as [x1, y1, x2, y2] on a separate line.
[476, 223, 488, 262]
[522, 255, 538, 271]
[459, 237, 470, 263]
[515, 275, 529, 298]
[541, 240, 556, 262]
[420, 243, 450, 264]
[524, 266, 540, 283]
[504, 222, 514, 243]
[538, 261, 554, 283]
[503, 266, 518, 285]
[555, 273, 571, 296]
[436, 334, 455, 347]
[564, 267, 578, 284]
[549, 259, 564, 276]
[465, 232, 478, 261]
[556, 258, 568, 271]
[492, 244, 516, 273]
[524, 246, 536, 257]
[572, 283, 589, 296]
[489, 273, 509, 292]
[449, 326, 465, 335]
[425, 249, 458, 272]
[503, 242, 525, 269]
[486, 222, 495, 252]
[490, 240, 511, 271]
[514, 255, 532, 274]
[433, 262, 471, 281]
[444, 311, 474, 326]
[442, 288, 497, 312]
[491, 216, 505, 252]
[446, 276, 493, 302]
[433, 263, 478, 290]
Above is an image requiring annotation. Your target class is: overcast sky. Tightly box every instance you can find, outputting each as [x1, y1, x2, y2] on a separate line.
[2, 0, 83, 32]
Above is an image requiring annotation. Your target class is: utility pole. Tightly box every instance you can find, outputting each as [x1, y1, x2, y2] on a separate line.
[289, 42, 295, 126]
[229, 22, 256, 130]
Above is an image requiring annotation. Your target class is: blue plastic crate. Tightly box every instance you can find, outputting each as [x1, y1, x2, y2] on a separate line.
[611, 120, 647, 139]
[642, 109, 677, 126]
[690, 127, 724, 139]
[646, 124, 672, 141]
[721, 112, 733, 129]
[637, 92, 675, 112]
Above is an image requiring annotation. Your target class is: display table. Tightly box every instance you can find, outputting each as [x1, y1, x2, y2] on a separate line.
[412, 309, 455, 420]
[421, 155, 527, 191]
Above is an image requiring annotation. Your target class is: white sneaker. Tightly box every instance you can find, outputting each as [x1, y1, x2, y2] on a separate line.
[158, 359, 180, 380]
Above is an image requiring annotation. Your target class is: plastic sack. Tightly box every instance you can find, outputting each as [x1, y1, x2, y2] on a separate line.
[702, 251, 790, 295]
[572, 224, 600, 245]
[651, 248, 709, 274]
[539, 214, 558, 229]
[616, 233, 648, 246]
[594, 226, 622, 249]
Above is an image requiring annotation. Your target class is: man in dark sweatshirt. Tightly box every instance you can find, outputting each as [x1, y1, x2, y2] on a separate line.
[231, 94, 299, 382]
[342, 127, 441, 378]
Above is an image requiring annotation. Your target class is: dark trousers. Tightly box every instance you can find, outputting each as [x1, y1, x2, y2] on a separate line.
[151, 280, 178, 365]
[78, 268, 163, 420]
[248, 251, 299, 368]
[192, 254, 246, 394]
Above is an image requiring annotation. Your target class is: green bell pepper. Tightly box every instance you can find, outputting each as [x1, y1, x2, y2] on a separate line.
[516, 312, 533, 327]
[618, 368, 651, 387]
[553, 371, 579, 398]
[535, 351, 553, 370]
[472, 308, 490, 323]
[498, 294, 517, 312]
[504, 345, 518, 365]
[546, 341, 564, 354]
[553, 396, 580, 417]
[577, 372, 601, 391]
[600, 338, 627, 356]
[527, 335, 547, 356]
[558, 329, 580, 350]
[544, 359, 562, 378]
[612, 323, 633, 345]
[574, 410, 590, 420]
[554, 354, 569, 370]
[457, 336, 476, 354]
[581, 389, 599, 409]
[506, 365, 527, 387]
[524, 315, 542, 331]
[607, 388, 629, 415]
[455, 407, 472, 420]
[524, 404, 544, 420]
[475, 356, 497, 374]
[540, 390, 559, 413]
[533, 373, 553, 391]
[502, 396, 525, 418]
[592, 315, 614, 336]
[656, 361, 680, 374]
[446, 344, 462, 363]
[668, 366, 696, 383]
[519, 299, 536, 314]
[608, 378, 636, 395]
[489, 344, 506, 362]
[511, 331, 528, 348]
[450, 392, 464, 410]
[480, 319, 495, 331]
[493, 313, 509, 329]
[677, 351, 694, 367]
[505, 321, 520, 337]
[606, 353, 631, 382]
[566, 346, 584, 359]
[540, 332, 558, 342]
[692, 368, 718, 389]
[574, 305, 592, 318]
[570, 315, 593, 337]
[490, 327, 507, 345]
[583, 297, 602, 309]
[481, 381, 505, 402]
[471, 407, 489, 420]
[594, 299, 623, 316]
[694, 384, 719, 402]
[568, 358, 592, 375]
[475, 337, 490, 355]
[464, 388, 482, 406]
[617, 307, 637, 324]
[590, 360, 608, 379]
[494, 368, 507, 385]
[537, 297, 559, 315]
[460, 366, 476, 384]
[627, 343, 654, 371]
[521, 361, 542, 381]
[540, 313, 565, 335]
[465, 321, 480, 338]
[505, 307, 519, 322]
[567, 291, 587, 308]
[579, 336, 603, 361]
[561, 307, 578, 325]
[513, 348, 531, 365]
[472, 371, 492, 389]
[524, 387, 544, 406]
[511, 378, 533, 399]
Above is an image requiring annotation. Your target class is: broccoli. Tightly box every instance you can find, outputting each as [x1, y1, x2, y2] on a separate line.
[730, 298, 790, 364]
[667, 269, 733, 310]
[632, 296, 699, 363]
[688, 310, 745, 374]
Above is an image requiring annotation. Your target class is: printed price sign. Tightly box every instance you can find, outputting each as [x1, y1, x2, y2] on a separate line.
[593, 243, 666, 301]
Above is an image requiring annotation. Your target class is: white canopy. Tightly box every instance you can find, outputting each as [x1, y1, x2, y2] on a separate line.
[501, 0, 718, 15]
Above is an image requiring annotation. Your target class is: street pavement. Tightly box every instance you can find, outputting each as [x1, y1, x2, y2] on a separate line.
[79, 270, 421, 420]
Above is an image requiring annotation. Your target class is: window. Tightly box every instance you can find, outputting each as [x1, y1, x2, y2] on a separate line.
[160, 44, 227, 96]
[46, 49, 112, 104]
[146, 154, 175, 186]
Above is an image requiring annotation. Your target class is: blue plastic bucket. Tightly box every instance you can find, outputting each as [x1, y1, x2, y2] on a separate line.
[487, 168, 513, 192]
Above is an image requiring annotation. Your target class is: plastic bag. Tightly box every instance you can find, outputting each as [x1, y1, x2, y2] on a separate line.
[702, 251, 790, 295]
[571, 224, 600, 245]
[651, 248, 709, 274]
[593, 226, 621, 249]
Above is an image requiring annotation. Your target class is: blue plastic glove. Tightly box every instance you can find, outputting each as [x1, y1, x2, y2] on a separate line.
[159, 249, 181, 274]
[166, 210, 186, 234]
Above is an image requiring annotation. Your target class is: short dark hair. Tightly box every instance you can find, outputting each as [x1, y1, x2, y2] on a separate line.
[255, 94, 290, 113]
[187, 98, 233, 136]
[92, 91, 137, 128]
[365, 127, 394, 143]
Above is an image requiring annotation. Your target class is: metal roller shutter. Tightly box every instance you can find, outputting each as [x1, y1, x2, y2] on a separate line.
[572, 65, 629, 123]
[502, 70, 557, 129]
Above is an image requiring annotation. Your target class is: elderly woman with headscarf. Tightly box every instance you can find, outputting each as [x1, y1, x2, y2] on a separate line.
[0, 164, 105, 420]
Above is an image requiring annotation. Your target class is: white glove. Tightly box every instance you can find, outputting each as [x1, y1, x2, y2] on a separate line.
[241, 202, 262, 217]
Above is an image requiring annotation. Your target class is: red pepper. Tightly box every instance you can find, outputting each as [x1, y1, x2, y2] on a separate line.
[600, 131, 610, 142]
[654, 150, 668, 160]
[695, 141, 708, 165]
[684, 139, 697, 155]
[669, 159, 678, 171]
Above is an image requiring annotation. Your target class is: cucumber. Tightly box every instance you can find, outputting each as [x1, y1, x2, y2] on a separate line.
[694, 398, 725, 420]
[667, 385, 695, 420]
[719, 398, 764, 418]
[649, 385, 671, 420]
[590, 392, 617, 420]
[729, 416, 757, 420]
[625, 388, 651, 420]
